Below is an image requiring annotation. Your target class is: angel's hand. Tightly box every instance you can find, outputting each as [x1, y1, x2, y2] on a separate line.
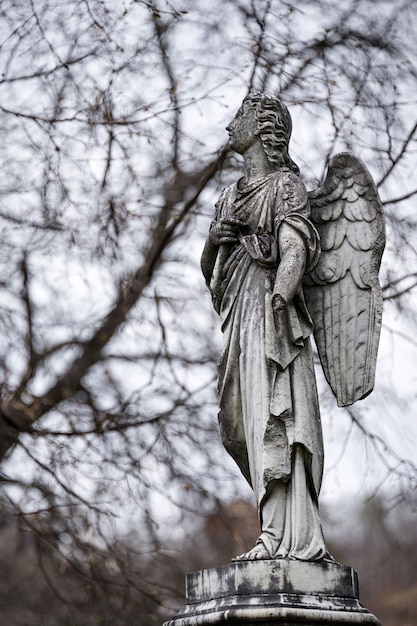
[208, 218, 245, 245]
[272, 293, 287, 313]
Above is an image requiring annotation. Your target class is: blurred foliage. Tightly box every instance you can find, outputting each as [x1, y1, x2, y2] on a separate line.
[0, 497, 416, 624]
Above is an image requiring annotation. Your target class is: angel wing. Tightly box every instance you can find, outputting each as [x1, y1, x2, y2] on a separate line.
[303, 152, 385, 407]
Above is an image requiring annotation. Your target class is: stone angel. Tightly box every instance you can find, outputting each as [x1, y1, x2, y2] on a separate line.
[201, 92, 385, 562]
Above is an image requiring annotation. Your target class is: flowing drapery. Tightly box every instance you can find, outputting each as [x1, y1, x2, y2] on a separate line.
[204, 169, 327, 560]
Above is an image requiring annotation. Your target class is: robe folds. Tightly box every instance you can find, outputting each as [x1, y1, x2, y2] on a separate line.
[205, 168, 328, 560]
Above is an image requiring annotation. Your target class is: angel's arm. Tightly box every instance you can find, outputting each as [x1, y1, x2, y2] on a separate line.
[201, 235, 218, 286]
[272, 222, 307, 311]
[201, 218, 243, 285]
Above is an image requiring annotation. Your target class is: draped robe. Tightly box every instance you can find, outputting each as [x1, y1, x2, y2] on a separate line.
[203, 168, 328, 560]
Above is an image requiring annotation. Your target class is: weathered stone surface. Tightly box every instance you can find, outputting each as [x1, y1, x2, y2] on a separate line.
[164, 560, 381, 626]
[305, 152, 385, 408]
[172, 92, 385, 626]
[187, 560, 358, 601]
[200, 91, 385, 563]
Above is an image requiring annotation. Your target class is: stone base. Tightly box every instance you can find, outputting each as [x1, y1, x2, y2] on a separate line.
[164, 560, 381, 625]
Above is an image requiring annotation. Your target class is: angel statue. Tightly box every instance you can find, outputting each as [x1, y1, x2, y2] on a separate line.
[201, 92, 385, 562]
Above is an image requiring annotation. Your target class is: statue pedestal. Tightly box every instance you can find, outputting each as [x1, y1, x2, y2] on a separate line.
[164, 560, 381, 625]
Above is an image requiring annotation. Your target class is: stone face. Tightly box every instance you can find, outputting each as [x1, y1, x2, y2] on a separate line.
[164, 560, 381, 626]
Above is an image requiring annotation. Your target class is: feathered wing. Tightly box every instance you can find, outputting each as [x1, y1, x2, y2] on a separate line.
[304, 152, 385, 407]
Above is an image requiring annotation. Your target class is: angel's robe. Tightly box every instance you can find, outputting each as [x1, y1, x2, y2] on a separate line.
[203, 168, 328, 560]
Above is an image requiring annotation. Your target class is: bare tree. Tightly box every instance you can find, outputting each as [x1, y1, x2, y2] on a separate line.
[0, 0, 417, 622]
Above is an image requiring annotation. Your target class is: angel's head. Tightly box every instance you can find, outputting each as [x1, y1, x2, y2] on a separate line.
[243, 91, 299, 174]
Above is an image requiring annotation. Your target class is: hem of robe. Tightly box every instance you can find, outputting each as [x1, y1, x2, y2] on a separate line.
[257, 445, 327, 561]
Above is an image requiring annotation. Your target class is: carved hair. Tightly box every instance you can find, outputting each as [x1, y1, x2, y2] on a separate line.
[244, 91, 299, 174]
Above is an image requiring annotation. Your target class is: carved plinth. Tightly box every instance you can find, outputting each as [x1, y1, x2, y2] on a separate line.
[164, 560, 381, 625]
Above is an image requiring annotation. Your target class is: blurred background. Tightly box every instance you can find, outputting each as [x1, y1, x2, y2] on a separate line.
[0, 0, 416, 624]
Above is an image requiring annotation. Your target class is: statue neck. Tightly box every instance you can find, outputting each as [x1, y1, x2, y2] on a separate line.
[241, 140, 276, 183]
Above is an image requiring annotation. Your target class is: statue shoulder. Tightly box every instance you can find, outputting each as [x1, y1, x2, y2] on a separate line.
[275, 168, 309, 216]
[214, 183, 236, 219]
